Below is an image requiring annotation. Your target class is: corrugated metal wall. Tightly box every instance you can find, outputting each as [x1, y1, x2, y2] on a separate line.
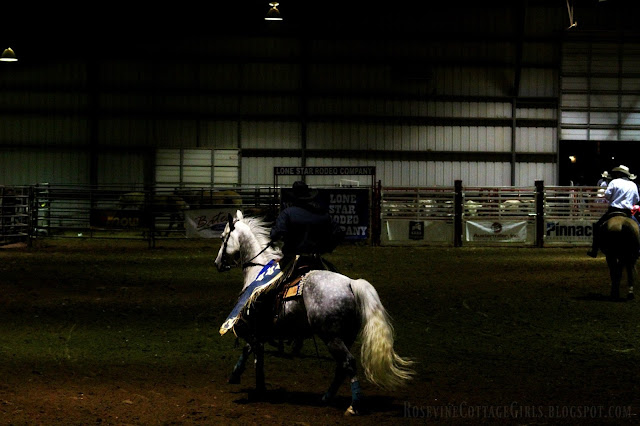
[5, 3, 634, 189]
[560, 38, 640, 184]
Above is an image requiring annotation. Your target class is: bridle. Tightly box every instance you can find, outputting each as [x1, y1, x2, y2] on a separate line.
[219, 214, 272, 271]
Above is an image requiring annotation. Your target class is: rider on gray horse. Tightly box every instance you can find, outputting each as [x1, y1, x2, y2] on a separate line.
[588, 165, 640, 258]
[270, 181, 343, 277]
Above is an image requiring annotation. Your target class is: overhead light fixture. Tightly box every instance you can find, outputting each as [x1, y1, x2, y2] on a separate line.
[265, 2, 282, 21]
[565, 0, 577, 29]
[1, 47, 18, 62]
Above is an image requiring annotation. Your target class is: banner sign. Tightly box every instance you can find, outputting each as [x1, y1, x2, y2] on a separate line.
[274, 166, 375, 176]
[465, 221, 528, 242]
[185, 208, 237, 238]
[545, 220, 593, 243]
[90, 209, 146, 229]
[409, 221, 424, 240]
[281, 188, 370, 240]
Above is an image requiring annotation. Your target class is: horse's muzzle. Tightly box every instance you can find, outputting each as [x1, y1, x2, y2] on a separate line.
[216, 262, 232, 272]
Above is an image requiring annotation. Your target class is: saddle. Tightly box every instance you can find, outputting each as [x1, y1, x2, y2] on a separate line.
[604, 210, 630, 221]
[598, 210, 633, 232]
[272, 254, 333, 322]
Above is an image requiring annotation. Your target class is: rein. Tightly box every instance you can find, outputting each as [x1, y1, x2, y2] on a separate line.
[241, 243, 272, 269]
[221, 217, 273, 271]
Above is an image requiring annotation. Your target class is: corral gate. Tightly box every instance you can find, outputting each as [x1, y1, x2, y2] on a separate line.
[380, 181, 606, 247]
[0, 186, 31, 246]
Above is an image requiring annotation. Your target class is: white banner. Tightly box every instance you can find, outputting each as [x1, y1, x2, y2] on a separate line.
[383, 220, 453, 244]
[465, 221, 528, 242]
[185, 209, 236, 238]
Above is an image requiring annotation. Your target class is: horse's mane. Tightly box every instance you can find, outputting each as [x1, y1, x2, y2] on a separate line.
[241, 215, 282, 259]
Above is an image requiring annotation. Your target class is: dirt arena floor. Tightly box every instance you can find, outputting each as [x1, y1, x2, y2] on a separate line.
[1, 239, 640, 425]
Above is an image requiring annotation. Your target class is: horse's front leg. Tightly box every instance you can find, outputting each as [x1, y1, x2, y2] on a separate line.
[228, 342, 252, 384]
[254, 342, 266, 393]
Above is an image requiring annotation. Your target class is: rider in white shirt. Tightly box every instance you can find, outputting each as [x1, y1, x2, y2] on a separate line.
[588, 165, 640, 258]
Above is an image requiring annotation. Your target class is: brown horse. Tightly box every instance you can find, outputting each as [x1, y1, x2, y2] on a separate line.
[599, 215, 640, 300]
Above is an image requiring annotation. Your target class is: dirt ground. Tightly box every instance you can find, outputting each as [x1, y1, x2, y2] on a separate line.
[1, 239, 640, 425]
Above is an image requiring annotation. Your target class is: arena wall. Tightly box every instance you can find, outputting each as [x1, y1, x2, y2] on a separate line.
[0, 3, 637, 189]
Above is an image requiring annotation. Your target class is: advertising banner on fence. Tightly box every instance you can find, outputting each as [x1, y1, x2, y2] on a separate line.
[281, 188, 370, 240]
[465, 221, 528, 243]
[185, 209, 237, 238]
[383, 220, 453, 244]
[90, 209, 145, 229]
[545, 220, 593, 243]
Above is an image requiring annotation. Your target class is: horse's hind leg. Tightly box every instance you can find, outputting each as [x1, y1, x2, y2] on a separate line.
[608, 257, 622, 299]
[322, 337, 363, 415]
[626, 263, 637, 300]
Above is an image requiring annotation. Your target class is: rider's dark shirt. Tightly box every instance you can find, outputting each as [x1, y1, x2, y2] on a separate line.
[270, 202, 334, 257]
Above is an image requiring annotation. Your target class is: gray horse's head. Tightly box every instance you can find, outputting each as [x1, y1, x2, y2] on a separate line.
[214, 210, 244, 272]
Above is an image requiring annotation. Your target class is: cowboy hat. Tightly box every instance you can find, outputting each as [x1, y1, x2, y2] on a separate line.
[611, 165, 637, 180]
[291, 181, 318, 200]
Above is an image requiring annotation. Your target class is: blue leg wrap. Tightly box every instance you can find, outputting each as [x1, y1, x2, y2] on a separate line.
[233, 352, 247, 373]
[351, 379, 362, 404]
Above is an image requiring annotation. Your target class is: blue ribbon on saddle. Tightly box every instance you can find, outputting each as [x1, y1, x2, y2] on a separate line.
[219, 259, 283, 335]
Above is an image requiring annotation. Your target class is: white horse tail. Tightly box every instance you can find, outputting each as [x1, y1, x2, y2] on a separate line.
[350, 279, 415, 389]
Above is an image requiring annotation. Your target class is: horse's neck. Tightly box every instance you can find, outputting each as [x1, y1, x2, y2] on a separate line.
[238, 227, 274, 288]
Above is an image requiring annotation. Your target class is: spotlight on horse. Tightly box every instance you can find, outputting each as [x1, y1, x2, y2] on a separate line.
[214, 210, 414, 415]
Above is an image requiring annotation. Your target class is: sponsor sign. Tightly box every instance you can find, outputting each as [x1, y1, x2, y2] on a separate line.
[384, 220, 453, 243]
[281, 188, 370, 240]
[274, 166, 375, 176]
[185, 208, 237, 238]
[545, 220, 593, 242]
[90, 209, 146, 229]
[465, 221, 528, 242]
[409, 221, 424, 240]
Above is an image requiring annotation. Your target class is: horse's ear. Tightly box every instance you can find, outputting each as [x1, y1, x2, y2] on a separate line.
[228, 213, 235, 231]
[236, 210, 243, 220]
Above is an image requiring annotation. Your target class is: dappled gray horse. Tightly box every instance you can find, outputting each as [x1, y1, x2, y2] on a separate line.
[214, 210, 414, 415]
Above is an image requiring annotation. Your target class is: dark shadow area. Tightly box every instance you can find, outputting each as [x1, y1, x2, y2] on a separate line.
[573, 292, 628, 303]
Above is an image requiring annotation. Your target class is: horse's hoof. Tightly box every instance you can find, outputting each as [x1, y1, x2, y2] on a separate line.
[344, 405, 359, 416]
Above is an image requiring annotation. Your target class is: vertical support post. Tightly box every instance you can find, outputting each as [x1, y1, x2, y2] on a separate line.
[535, 180, 545, 248]
[372, 180, 382, 246]
[27, 186, 34, 248]
[454, 180, 463, 247]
